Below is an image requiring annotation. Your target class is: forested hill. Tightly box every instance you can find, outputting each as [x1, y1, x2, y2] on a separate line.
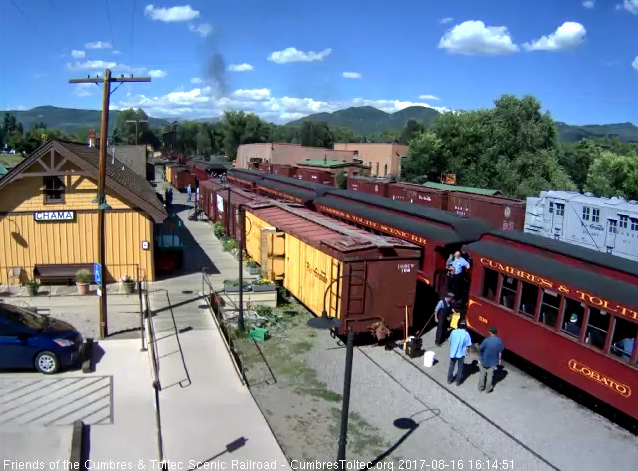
[289, 106, 638, 143]
[0, 106, 171, 133]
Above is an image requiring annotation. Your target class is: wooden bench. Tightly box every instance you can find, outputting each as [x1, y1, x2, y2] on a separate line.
[33, 264, 94, 285]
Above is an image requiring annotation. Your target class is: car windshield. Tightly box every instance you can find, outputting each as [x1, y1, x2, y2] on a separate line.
[0, 305, 48, 332]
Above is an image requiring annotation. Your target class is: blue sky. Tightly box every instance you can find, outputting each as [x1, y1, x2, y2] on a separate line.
[0, 0, 637, 125]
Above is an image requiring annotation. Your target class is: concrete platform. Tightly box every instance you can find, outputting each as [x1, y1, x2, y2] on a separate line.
[0, 425, 73, 462]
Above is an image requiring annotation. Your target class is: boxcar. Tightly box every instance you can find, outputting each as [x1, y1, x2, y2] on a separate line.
[243, 202, 422, 335]
[295, 167, 335, 186]
[387, 182, 448, 211]
[271, 164, 297, 178]
[347, 177, 389, 198]
[172, 169, 198, 191]
[165, 164, 186, 184]
[448, 192, 525, 231]
[214, 187, 265, 238]
[464, 229, 638, 420]
[199, 179, 226, 221]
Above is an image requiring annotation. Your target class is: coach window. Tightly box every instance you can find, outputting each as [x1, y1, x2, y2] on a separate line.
[561, 298, 585, 338]
[584, 307, 609, 351]
[482, 268, 498, 301]
[499, 274, 518, 310]
[609, 318, 637, 363]
[540, 290, 561, 328]
[619, 215, 628, 230]
[518, 282, 539, 318]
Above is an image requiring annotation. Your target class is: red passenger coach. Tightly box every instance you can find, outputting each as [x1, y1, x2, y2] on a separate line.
[464, 230, 638, 420]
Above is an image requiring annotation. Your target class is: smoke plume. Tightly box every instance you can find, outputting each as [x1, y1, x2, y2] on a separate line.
[206, 53, 228, 99]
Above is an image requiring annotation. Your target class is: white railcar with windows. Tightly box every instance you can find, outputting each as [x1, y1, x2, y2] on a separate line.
[524, 190, 638, 262]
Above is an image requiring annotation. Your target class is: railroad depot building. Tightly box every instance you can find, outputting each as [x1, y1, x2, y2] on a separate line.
[0, 139, 167, 286]
[236, 143, 359, 169]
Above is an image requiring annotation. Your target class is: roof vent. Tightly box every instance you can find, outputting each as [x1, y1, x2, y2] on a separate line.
[584, 192, 593, 197]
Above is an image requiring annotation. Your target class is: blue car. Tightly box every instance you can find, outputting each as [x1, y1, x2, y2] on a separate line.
[0, 303, 83, 374]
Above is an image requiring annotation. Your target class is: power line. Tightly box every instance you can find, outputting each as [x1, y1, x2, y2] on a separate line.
[104, 0, 116, 50]
[129, 0, 137, 64]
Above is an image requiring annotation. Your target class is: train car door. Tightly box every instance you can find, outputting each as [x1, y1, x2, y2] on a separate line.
[452, 195, 470, 218]
[551, 201, 566, 240]
[605, 218, 618, 252]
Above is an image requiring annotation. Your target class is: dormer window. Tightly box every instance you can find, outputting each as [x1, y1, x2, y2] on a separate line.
[44, 177, 65, 203]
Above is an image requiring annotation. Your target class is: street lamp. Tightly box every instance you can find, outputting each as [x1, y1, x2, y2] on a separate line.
[307, 274, 375, 470]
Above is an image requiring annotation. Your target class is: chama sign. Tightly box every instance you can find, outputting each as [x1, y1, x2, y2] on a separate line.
[34, 211, 75, 222]
[568, 359, 631, 398]
[478, 257, 638, 321]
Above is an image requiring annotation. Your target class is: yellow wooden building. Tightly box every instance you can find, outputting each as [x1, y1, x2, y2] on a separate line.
[0, 139, 167, 285]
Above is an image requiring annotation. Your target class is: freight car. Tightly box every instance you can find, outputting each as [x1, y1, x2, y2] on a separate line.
[242, 201, 422, 336]
[165, 163, 186, 184]
[463, 229, 638, 421]
[171, 168, 198, 191]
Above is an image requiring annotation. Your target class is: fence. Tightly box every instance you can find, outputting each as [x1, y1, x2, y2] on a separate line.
[202, 267, 247, 386]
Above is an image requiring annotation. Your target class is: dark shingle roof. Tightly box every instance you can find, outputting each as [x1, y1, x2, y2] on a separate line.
[56, 141, 167, 223]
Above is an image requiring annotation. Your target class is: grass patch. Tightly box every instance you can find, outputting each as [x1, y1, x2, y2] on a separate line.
[329, 407, 389, 457]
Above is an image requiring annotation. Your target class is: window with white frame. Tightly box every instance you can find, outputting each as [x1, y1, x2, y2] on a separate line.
[582, 206, 591, 221]
[592, 208, 600, 223]
[619, 215, 628, 229]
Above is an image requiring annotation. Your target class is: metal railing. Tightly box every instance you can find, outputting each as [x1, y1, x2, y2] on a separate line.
[202, 268, 247, 386]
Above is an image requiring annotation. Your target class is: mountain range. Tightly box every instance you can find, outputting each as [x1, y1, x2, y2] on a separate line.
[2, 105, 637, 144]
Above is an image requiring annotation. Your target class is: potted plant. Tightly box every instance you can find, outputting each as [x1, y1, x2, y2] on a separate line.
[120, 274, 135, 295]
[246, 259, 261, 275]
[223, 279, 251, 293]
[75, 269, 92, 295]
[251, 278, 276, 292]
[24, 278, 40, 296]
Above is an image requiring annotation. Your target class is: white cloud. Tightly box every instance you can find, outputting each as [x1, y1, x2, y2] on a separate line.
[71, 50, 85, 59]
[144, 4, 200, 22]
[268, 47, 332, 64]
[149, 69, 167, 78]
[583, 1, 595, 8]
[66, 60, 147, 75]
[85, 41, 112, 49]
[232, 89, 271, 100]
[112, 50, 121, 55]
[74, 83, 94, 97]
[342, 72, 361, 79]
[191, 77, 204, 84]
[621, 0, 638, 14]
[114, 85, 453, 123]
[438, 21, 519, 55]
[189, 23, 213, 37]
[523, 22, 586, 51]
[418, 94, 440, 101]
[632, 56, 638, 71]
[439, 17, 454, 24]
[227, 63, 254, 72]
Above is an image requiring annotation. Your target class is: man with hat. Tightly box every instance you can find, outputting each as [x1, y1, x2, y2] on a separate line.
[434, 292, 455, 346]
[565, 313, 580, 337]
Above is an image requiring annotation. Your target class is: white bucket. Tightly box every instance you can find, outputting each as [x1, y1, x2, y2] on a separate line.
[423, 351, 436, 368]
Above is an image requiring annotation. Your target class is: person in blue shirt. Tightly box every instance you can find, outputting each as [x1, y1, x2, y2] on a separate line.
[614, 338, 635, 361]
[447, 251, 470, 298]
[448, 320, 472, 385]
[433, 292, 454, 346]
[476, 326, 504, 393]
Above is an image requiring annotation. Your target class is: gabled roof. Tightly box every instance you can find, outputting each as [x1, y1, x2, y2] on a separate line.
[0, 139, 167, 223]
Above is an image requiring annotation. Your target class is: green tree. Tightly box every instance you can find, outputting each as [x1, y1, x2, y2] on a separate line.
[401, 131, 443, 182]
[114, 108, 151, 145]
[399, 119, 426, 145]
[299, 121, 334, 148]
[331, 126, 360, 143]
[586, 151, 638, 200]
[222, 111, 272, 158]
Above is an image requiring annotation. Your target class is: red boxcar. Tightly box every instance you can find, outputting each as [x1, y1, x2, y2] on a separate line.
[271, 164, 297, 178]
[172, 169, 198, 191]
[464, 230, 638, 420]
[447, 192, 525, 231]
[199, 179, 225, 220]
[347, 177, 389, 197]
[214, 187, 265, 238]
[295, 167, 335, 185]
[388, 182, 448, 211]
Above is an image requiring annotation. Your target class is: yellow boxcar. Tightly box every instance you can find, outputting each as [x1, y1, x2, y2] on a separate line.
[283, 234, 343, 319]
[244, 210, 285, 281]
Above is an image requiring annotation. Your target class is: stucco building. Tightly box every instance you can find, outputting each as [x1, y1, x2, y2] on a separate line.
[0, 139, 167, 286]
[333, 143, 409, 177]
[236, 143, 358, 169]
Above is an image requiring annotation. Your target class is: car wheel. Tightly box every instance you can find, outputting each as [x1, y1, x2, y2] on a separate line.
[35, 351, 60, 374]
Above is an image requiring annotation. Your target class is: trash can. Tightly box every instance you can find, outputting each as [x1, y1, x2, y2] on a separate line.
[424, 351, 436, 368]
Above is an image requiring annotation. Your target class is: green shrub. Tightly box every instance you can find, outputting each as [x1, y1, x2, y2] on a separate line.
[254, 305, 274, 317]
[75, 269, 92, 284]
[224, 279, 250, 288]
[222, 237, 239, 252]
[213, 222, 224, 238]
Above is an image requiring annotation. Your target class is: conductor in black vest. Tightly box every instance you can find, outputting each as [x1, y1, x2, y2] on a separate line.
[434, 292, 455, 346]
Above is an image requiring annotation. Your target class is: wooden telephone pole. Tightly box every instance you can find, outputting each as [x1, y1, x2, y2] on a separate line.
[126, 117, 149, 145]
[69, 69, 151, 339]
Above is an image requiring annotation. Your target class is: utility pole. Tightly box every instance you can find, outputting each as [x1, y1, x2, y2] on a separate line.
[69, 69, 151, 339]
[126, 117, 149, 145]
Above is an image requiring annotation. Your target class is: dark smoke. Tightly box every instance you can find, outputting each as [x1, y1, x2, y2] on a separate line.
[206, 53, 228, 99]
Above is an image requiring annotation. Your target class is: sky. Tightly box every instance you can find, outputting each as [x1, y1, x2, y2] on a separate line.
[0, 0, 637, 125]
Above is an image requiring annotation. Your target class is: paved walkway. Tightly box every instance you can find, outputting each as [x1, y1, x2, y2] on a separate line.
[148, 188, 289, 467]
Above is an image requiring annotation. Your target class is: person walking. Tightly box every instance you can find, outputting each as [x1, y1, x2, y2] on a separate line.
[186, 184, 192, 202]
[476, 327, 504, 393]
[434, 292, 454, 346]
[448, 320, 472, 385]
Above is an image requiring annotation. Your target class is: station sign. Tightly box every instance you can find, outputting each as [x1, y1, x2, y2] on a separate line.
[34, 211, 75, 222]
